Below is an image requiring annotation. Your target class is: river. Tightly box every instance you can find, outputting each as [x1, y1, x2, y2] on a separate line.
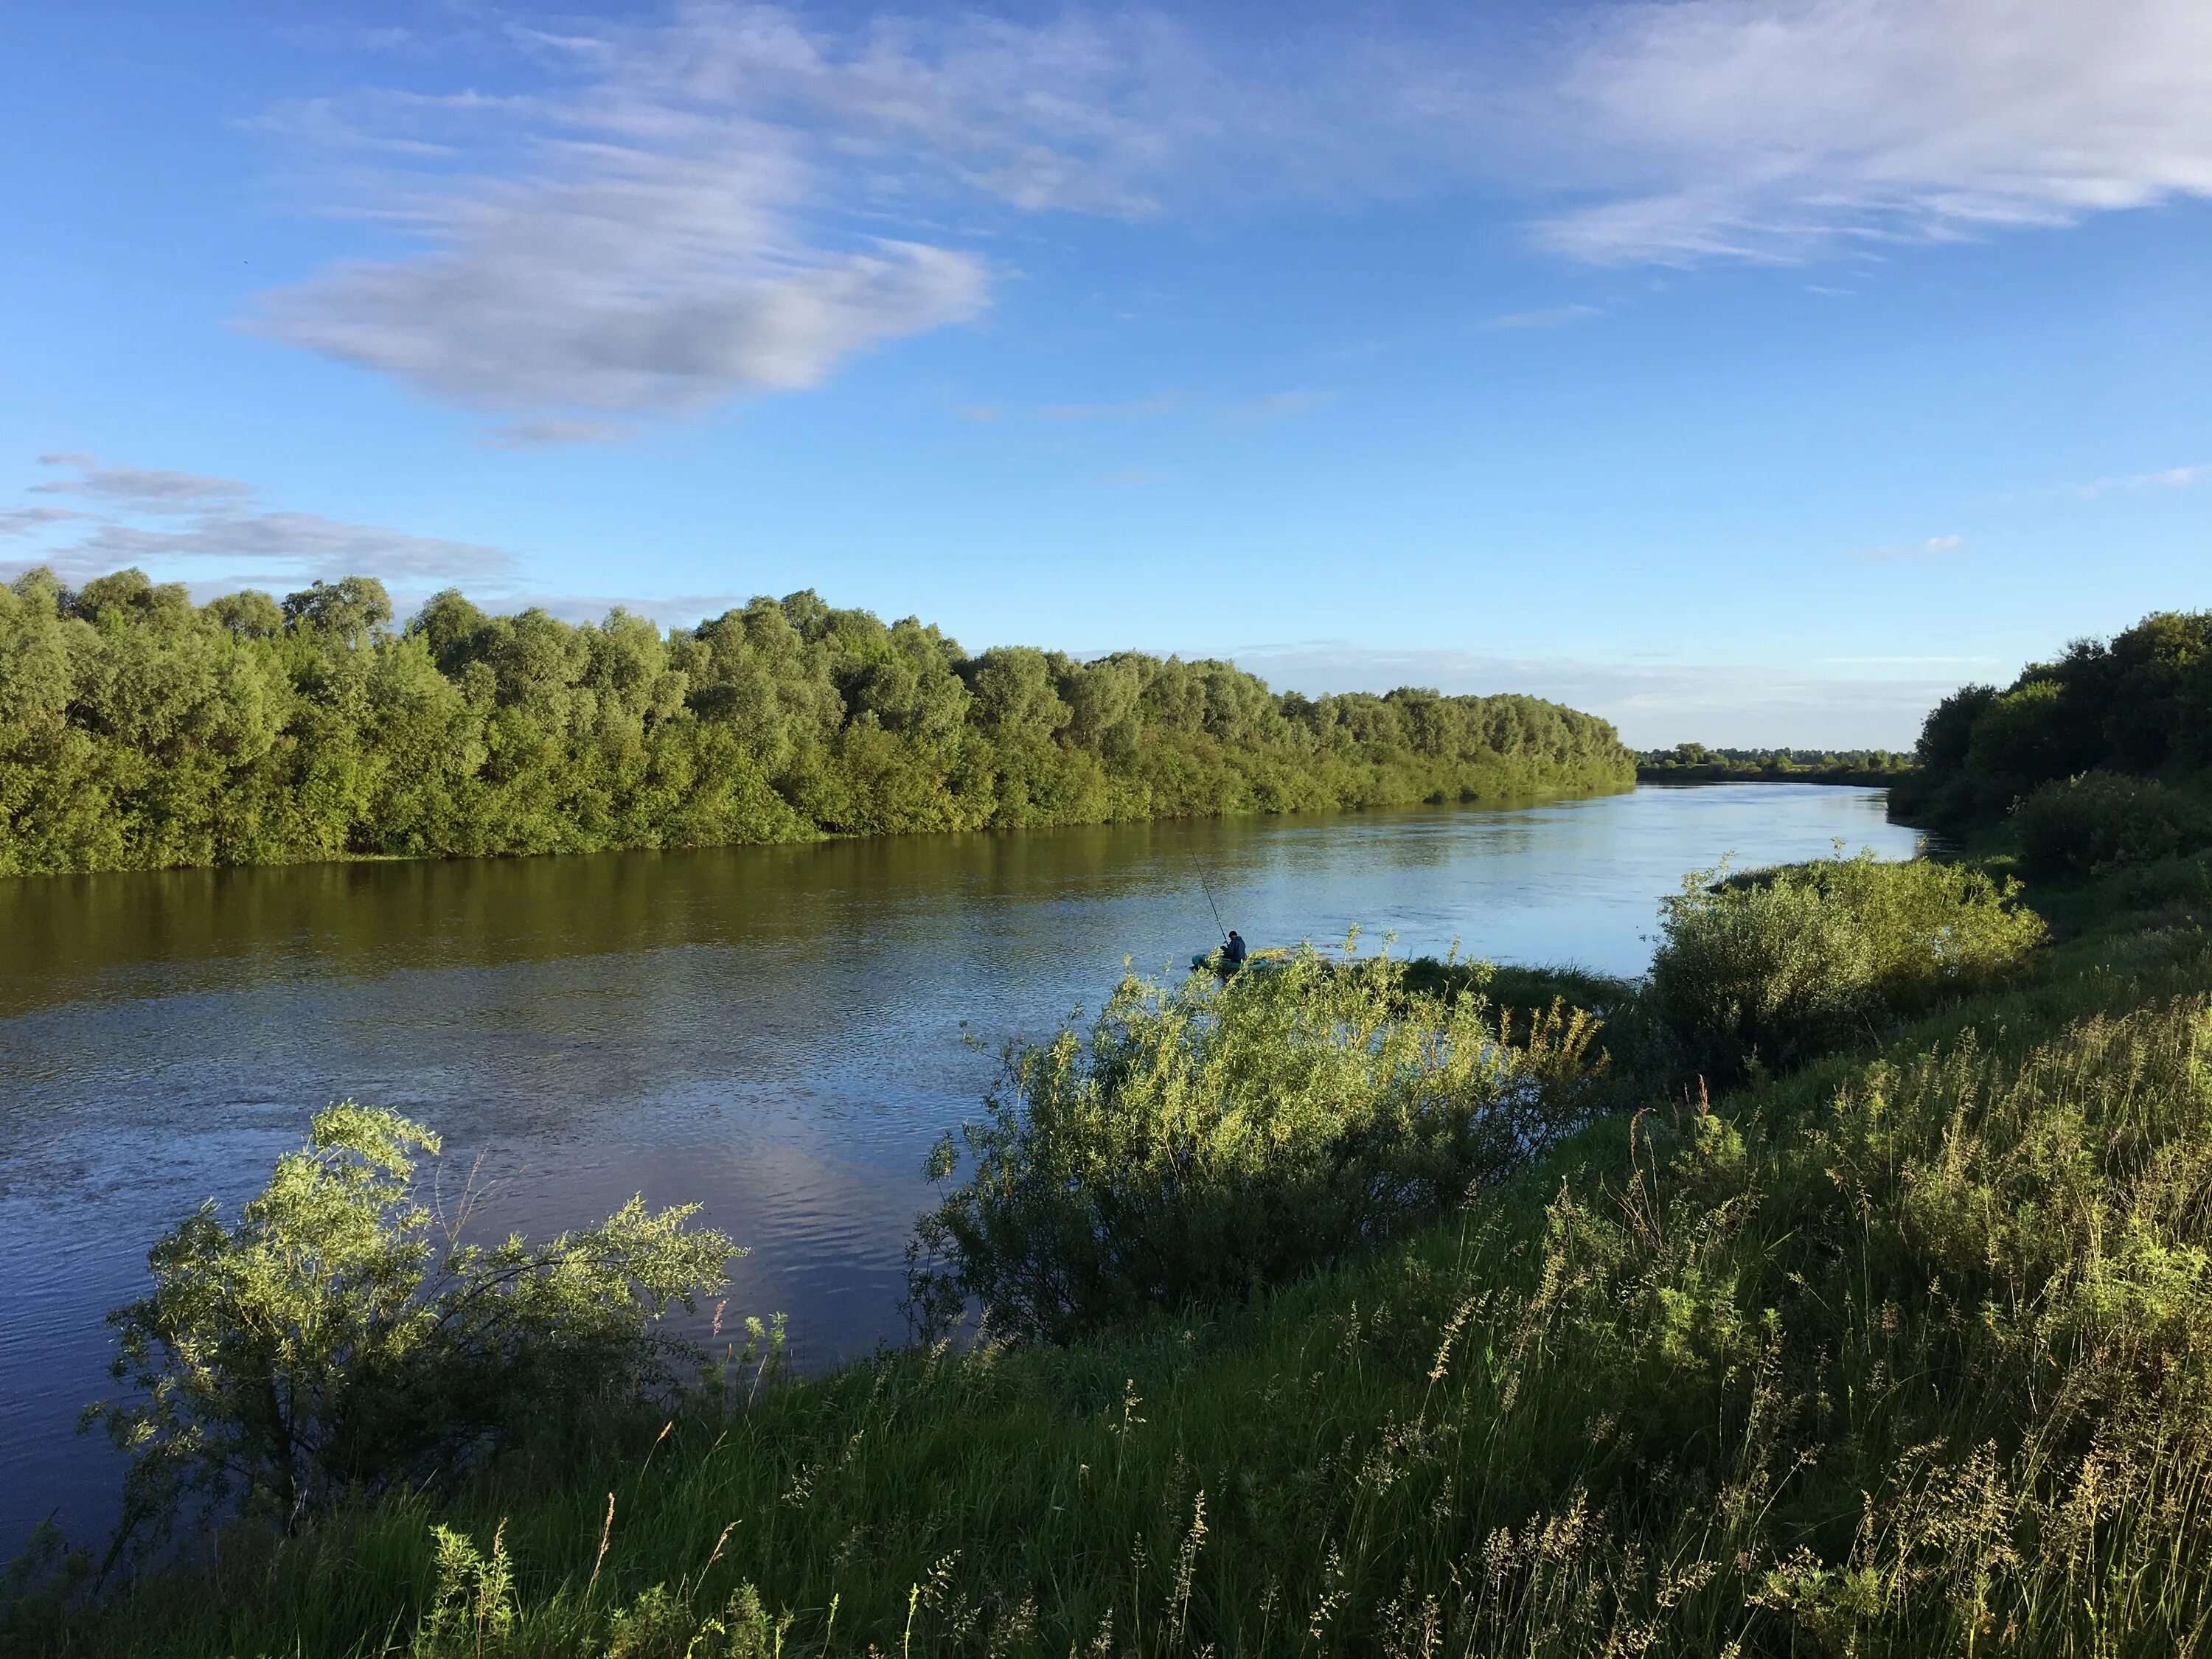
[0, 783, 1917, 1547]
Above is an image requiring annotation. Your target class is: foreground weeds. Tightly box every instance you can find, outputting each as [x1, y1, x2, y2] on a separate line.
[18, 922, 2212, 1657]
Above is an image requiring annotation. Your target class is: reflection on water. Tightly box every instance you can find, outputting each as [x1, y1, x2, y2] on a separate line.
[0, 785, 1916, 1545]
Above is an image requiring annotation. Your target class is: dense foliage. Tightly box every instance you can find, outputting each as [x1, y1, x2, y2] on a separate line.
[2011, 769, 2201, 880]
[907, 947, 1605, 1344]
[1641, 850, 2046, 1083]
[1894, 609, 2212, 854]
[1636, 743, 1910, 783]
[0, 566, 1632, 874]
[83, 1105, 739, 1548]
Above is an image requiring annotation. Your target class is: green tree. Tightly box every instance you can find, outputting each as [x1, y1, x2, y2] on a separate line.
[86, 1103, 740, 1543]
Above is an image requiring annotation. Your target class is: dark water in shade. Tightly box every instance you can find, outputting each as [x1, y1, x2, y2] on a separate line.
[0, 784, 1917, 1547]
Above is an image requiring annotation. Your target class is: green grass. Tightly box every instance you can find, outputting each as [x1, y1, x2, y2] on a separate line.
[14, 873, 2212, 1656]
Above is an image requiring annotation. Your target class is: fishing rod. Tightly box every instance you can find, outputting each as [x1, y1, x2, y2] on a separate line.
[1183, 844, 1228, 947]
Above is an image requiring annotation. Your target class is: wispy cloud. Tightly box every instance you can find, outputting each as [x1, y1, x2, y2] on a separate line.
[244, 0, 2212, 430]
[1534, 0, 2212, 264]
[2070, 464, 2206, 499]
[1481, 304, 1601, 332]
[1850, 534, 1966, 564]
[247, 7, 1241, 425]
[1821, 654, 2000, 665]
[2, 455, 513, 590]
[484, 420, 634, 450]
[948, 402, 1004, 423]
[0, 506, 86, 538]
[1037, 392, 1183, 420]
[32, 462, 254, 512]
[1225, 389, 1327, 422]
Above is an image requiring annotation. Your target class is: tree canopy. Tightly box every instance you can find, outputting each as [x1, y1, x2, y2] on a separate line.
[0, 567, 1633, 875]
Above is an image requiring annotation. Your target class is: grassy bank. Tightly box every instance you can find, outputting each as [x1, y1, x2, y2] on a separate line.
[12, 846, 2210, 1655]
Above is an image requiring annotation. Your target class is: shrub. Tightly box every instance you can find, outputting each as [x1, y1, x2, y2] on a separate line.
[2013, 769, 2196, 880]
[1644, 850, 2045, 1083]
[907, 945, 1604, 1344]
[85, 1104, 740, 1543]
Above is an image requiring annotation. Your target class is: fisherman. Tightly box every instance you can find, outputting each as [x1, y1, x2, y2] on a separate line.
[1223, 929, 1248, 967]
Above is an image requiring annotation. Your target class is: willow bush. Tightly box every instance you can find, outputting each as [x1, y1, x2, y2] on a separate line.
[84, 1105, 741, 1548]
[0, 567, 1633, 874]
[908, 945, 1606, 1343]
[1644, 849, 2047, 1084]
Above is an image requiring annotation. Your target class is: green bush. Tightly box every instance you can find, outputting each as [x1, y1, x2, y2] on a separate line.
[2014, 769, 2197, 880]
[84, 1105, 742, 1545]
[908, 945, 1604, 1343]
[1644, 850, 2045, 1082]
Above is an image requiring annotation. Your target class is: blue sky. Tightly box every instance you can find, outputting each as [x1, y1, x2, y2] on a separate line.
[3, 1, 2207, 746]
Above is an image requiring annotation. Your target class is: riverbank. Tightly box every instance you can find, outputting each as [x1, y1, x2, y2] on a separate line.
[13, 840, 2206, 1655]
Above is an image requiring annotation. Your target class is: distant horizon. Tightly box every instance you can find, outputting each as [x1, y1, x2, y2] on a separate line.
[5, 1, 2205, 751]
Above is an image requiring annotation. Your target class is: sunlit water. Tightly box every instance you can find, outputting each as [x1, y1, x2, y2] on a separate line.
[0, 784, 1916, 1546]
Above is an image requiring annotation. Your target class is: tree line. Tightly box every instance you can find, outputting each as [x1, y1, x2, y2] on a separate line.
[1890, 609, 2212, 872]
[0, 566, 1634, 875]
[1636, 743, 1912, 783]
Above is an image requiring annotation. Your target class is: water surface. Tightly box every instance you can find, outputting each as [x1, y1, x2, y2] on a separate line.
[0, 784, 1916, 1545]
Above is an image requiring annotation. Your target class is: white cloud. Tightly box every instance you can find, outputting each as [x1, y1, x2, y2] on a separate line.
[485, 420, 636, 449]
[1225, 390, 1328, 422]
[1037, 391, 1183, 421]
[66, 514, 511, 583]
[1482, 304, 1601, 332]
[1536, 0, 2212, 263]
[2, 456, 512, 590]
[2071, 463, 2206, 498]
[247, 5, 1247, 422]
[31, 464, 254, 512]
[246, 1, 2212, 428]
[1851, 534, 1967, 563]
[0, 506, 85, 538]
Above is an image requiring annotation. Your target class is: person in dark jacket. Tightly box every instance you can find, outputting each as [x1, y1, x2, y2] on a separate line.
[1223, 930, 1247, 966]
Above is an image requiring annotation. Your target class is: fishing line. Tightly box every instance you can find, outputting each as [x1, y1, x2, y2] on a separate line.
[1183, 842, 1228, 947]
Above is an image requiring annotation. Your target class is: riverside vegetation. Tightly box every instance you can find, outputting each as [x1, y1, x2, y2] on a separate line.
[1634, 745, 1911, 785]
[1894, 608, 2212, 883]
[0, 567, 1631, 875]
[11, 612, 2212, 1656]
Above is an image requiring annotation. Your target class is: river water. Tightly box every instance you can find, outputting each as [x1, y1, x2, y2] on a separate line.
[0, 784, 1916, 1547]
